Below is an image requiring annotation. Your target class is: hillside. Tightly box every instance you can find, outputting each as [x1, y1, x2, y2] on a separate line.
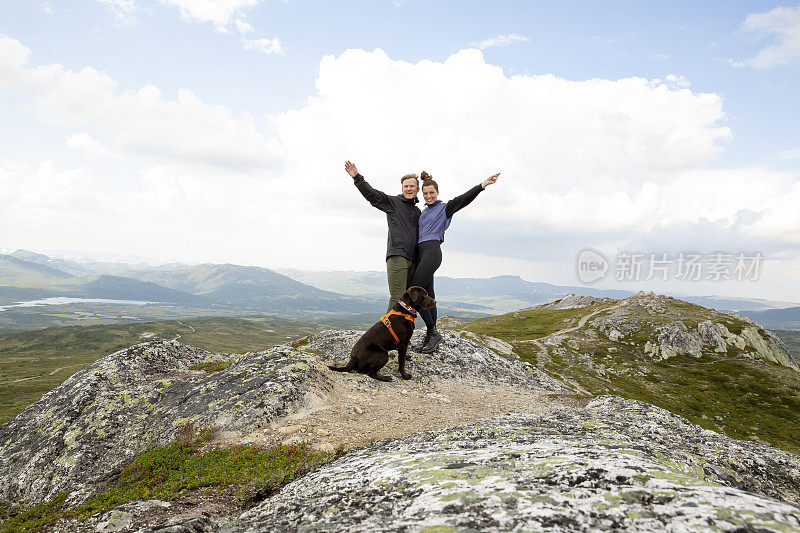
[741, 306, 800, 330]
[1, 328, 799, 531]
[457, 291, 800, 454]
[0, 315, 321, 424]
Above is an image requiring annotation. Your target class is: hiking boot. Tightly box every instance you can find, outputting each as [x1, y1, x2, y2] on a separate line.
[413, 328, 433, 351]
[420, 328, 442, 353]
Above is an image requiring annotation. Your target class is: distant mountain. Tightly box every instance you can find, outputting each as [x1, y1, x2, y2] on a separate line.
[277, 269, 386, 296]
[278, 269, 800, 314]
[10, 249, 154, 277]
[278, 270, 634, 312]
[674, 295, 800, 312]
[121, 263, 379, 315]
[82, 275, 213, 305]
[0, 254, 74, 286]
[739, 307, 800, 330]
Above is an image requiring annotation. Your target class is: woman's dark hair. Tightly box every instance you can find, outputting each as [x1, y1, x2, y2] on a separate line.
[420, 171, 438, 192]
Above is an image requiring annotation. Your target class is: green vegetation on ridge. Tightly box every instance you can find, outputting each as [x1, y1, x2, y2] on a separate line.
[458, 299, 800, 455]
[0, 424, 342, 532]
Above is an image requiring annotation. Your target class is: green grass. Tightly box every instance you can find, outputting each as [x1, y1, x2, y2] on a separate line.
[0, 316, 319, 424]
[460, 304, 800, 456]
[457, 307, 591, 340]
[0, 424, 343, 533]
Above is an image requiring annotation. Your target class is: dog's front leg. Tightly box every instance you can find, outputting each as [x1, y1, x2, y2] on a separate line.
[398, 344, 412, 380]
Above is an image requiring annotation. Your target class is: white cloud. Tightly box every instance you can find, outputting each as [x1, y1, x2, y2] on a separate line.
[160, 0, 263, 29]
[268, 48, 799, 266]
[243, 37, 284, 55]
[0, 35, 283, 171]
[95, 0, 138, 25]
[65, 133, 120, 162]
[234, 17, 254, 34]
[777, 147, 800, 159]
[471, 34, 530, 50]
[1, 42, 798, 297]
[739, 5, 800, 68]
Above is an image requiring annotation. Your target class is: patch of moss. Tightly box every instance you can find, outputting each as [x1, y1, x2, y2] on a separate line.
[0, 425, 343, 532]
[291, 338, 310, 349]
[189, 361, 232, 373]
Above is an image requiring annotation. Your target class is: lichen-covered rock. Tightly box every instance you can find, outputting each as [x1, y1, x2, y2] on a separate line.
[740, 326, 800, 371]
[654, 321, 703, 359]
[220, 396, 800, 532]
[457, 331, 515, 359]
[697, 320, 729, 353]
[0, 330, 565, 509]
[586, 292, 799, 371]
[528, 293, 615, 310]
[0, 339, 335, 506]
[310, 329, 564, 391]
[137, 516, 213, 532]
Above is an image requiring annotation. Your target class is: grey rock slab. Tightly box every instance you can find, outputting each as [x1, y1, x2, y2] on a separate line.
[220, 396, 800, 532]
[137, 516, 214, 533]
[0, 339, 334, 506]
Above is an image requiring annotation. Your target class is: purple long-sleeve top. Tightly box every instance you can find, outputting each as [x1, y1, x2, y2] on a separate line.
[418, 184, 484, 243]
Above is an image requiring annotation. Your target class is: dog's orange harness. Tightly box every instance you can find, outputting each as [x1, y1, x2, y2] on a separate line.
[380, 302, 416, 345]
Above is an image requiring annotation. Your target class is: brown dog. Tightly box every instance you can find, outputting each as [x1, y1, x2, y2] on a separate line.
[328, 286, 436, 381]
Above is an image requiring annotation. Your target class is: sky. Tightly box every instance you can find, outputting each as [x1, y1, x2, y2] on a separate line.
[1, 0, 799, 302]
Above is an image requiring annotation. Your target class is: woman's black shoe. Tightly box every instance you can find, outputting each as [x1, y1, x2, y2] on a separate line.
[420, 328, 442, 353]
[413, 328, 433, 351]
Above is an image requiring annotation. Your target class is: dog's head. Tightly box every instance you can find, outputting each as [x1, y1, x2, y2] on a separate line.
[402, 286, 436, 310]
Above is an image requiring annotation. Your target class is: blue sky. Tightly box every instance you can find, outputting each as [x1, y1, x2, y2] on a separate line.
[1, 0, 799, 301]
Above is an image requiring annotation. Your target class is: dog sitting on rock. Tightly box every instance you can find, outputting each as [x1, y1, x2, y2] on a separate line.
[328, 286, 436, 381]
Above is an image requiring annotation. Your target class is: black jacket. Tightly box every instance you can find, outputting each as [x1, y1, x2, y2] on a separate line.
[353, 173, 421, 262]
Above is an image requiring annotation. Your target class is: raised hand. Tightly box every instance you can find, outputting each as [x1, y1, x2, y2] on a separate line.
[345, 160, 358, 178]
[481, 172, 500, 189]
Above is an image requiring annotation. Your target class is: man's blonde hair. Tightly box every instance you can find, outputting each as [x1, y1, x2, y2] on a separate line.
[401, 173, 419, 186]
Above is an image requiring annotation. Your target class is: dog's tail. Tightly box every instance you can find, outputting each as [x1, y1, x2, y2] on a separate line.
[327, 359, 355, 372]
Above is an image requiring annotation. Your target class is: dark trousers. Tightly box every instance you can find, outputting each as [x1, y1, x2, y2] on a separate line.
[410, 240, 442, 328]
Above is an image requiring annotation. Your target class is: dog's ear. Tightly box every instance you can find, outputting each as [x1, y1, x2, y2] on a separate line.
[407, 285, 427, 305]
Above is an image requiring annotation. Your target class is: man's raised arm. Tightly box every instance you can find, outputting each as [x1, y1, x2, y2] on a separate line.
[345, 160, 393, 213]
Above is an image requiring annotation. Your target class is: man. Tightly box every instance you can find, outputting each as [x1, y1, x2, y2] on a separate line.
[345, 160, 420, 312]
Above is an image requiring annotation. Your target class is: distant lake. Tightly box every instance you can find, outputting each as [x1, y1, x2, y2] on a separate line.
[0, 297, 160, 312]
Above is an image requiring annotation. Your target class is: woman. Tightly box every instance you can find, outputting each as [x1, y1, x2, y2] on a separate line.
[411, 170, 500, 353]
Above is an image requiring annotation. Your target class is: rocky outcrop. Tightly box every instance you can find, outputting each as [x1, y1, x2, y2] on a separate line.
[644, 321, 703, 359]
[0, 330, 562, 509]
[306, 330, 562, 390]
[3, 321, 800, 532]
[589, 292, 799, 370]
[528, 293, 615, 310]
[220, 396, 800, 532]
[0, 339, 335, 506]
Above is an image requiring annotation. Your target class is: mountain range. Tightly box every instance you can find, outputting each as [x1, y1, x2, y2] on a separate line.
[1, 249, 798, 332]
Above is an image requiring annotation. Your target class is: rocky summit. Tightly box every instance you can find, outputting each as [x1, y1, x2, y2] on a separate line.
[1, 303, 800, 532]
[221, 397, 800, 532]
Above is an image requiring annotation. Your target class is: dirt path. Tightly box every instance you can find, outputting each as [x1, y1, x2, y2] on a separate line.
[518, 303, 625, 368]
[215, 372, 590, 453]
[513, 303, 626, 395]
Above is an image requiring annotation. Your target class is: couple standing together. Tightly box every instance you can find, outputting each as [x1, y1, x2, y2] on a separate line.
[345, 160, 499, 353]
